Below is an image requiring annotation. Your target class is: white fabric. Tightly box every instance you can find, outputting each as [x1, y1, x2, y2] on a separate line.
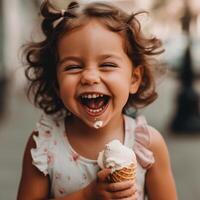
[31, 114, 155, 199]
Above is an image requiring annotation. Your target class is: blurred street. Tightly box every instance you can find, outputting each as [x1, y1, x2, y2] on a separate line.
[0, 0, 200, 199]
[0, 73, 200, 200]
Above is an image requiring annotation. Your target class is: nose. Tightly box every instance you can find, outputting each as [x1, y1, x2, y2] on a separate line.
[81, 69, 101, 85]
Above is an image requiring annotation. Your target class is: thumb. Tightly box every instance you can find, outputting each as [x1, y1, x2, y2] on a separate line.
[97, 168, 112, 182]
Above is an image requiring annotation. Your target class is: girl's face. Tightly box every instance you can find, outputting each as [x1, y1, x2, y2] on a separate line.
[57, 19, 141, 128]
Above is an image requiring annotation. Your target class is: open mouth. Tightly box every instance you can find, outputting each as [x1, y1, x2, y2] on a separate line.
[79, 93, 110, 115]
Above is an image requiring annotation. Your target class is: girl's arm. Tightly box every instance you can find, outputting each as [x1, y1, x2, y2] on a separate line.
[17, 132, 50, 199]
[17, 133, 87, 200]
[145, 127, 178, 200]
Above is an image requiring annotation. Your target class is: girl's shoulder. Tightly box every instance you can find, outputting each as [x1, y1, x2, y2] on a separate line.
[30, 114, 65, 175]
[133, 116, 177, 199]
[125, 115, 166, 169]
[134, 115, 169, 168]
[135, 115, 165, 149]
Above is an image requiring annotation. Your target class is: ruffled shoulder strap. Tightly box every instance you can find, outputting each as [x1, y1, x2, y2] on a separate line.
[31, 114, 64, 175]
[134, 115, 155, 169]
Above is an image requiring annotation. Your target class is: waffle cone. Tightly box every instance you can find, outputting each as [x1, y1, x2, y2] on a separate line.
[109, 163, 136, 183]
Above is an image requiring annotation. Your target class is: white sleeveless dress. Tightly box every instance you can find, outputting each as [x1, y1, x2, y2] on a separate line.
[31, 114, 156, 199]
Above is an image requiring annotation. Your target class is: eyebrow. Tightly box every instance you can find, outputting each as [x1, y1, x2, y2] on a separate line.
[58, 56, 82, 66]
[98, 54, 123, 61]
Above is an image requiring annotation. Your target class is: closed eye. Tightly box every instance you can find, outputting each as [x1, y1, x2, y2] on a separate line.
[64, 65, 82, 71]
[100, 63, 118, 68]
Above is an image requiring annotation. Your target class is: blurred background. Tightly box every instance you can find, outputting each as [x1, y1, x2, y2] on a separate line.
[0, 0, 200, 199]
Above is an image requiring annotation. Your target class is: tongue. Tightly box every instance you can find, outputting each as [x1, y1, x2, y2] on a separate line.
[85, 98, 105, 109]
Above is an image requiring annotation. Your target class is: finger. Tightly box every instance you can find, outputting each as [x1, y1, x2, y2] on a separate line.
[107, 180, 135, 192]
[111, 185, 137, 199]
[112, 192, 138, 200]
[97, 168, 112, 182]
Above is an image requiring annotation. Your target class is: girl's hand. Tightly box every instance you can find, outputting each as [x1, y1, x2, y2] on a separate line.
[83, 169, 137, 200]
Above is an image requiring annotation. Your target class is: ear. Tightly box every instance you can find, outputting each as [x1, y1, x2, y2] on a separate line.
[129, 65, 143, 94]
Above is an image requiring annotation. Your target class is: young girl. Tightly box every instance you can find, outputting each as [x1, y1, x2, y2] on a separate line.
[17, 1, 177, 199]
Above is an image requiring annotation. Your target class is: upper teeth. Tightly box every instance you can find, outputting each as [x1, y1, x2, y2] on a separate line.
[81, 94, 104, 99]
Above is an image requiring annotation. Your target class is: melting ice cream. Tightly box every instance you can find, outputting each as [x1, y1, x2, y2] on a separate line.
[97, 139, 137, 172]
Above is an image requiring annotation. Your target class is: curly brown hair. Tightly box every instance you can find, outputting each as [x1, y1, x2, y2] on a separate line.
[23, 0, 164, 117]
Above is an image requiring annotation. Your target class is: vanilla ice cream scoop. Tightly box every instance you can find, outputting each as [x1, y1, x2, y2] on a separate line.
[97, 139, 137, 172]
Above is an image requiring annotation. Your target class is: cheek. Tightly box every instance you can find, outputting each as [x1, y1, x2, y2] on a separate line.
[58, 77, 75, 100]
[111, 70, 133, 86]
[105, 74, 131, 100]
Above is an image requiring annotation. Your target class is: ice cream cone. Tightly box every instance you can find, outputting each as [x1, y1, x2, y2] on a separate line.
[97, 140, 137, 183]
[109, 163, 136, 183]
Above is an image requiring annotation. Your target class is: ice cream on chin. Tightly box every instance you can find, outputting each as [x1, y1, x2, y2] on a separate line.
[93, 120, 103, 129]
[97, 139, 137, 182]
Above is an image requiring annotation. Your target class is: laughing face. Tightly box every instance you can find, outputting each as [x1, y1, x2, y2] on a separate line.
[56, 19, 141, 129]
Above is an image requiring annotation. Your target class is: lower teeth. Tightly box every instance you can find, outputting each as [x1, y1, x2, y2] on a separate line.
[88, 106, 104, 113]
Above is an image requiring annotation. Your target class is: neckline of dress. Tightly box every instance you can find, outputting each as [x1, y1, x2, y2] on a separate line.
[61, 115, 131, 164]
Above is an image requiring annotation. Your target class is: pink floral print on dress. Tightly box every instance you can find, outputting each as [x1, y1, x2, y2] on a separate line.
[47, 151, 55, 166]
[70, 151, 80, 163]
[42, 130, 52, 138]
